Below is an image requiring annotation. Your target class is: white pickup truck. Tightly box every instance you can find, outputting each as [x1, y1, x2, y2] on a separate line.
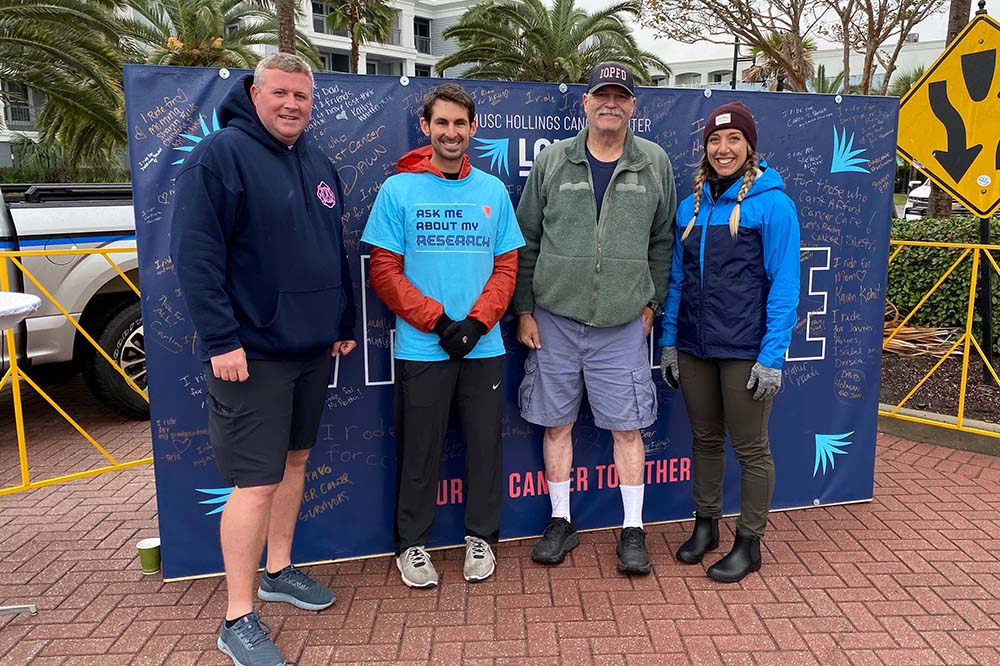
[0, 184, 147, 419]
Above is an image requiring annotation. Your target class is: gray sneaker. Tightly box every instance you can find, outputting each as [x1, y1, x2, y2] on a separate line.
[257, 565, 335, 611]
[463, 536, 496, 583]
[217, 610, 286, 666]
[396, 546, 438, 589]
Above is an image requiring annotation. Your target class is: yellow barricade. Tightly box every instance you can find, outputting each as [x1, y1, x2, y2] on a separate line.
[1, 247, 152, 496]
[3, 239, 996, 495]
[881, 240, 1000, 438]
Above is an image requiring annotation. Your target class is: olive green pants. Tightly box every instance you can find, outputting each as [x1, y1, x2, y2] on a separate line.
[678, 353, 775, 538]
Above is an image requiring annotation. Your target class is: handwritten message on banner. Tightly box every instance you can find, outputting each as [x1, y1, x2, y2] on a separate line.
[123, 65, 898, 579]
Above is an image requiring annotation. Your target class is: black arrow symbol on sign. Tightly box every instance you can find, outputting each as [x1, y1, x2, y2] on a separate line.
[929, 80, 983, 182]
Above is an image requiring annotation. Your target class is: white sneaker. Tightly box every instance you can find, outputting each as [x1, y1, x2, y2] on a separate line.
[396, 546, 438, 589]
[463, 536, 495, 583]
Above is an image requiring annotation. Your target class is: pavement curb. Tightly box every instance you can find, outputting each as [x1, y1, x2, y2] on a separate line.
[878, 402, 1000, 457]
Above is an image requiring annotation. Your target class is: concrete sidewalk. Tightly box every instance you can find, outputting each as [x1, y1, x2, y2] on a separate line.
[2, 376, 1000, 665]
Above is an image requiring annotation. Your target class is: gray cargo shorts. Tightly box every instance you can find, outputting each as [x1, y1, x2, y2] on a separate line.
[517, 307, 657, 431]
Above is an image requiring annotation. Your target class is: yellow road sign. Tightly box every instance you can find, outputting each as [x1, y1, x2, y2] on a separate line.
[898, 14, 1000, 218]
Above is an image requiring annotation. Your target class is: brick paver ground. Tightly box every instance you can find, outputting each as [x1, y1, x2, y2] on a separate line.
[2, 373, 1000, 665]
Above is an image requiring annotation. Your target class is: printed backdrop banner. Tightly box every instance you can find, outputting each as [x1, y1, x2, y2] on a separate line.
[123, 65, 898, 579]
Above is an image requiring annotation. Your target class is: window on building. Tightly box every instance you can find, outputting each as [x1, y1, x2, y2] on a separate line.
[415, 64, 432, 77]
[312, 2, 349, 36]
[383, 10, 402, 46]
[366, 60, 401, 76]
[312, 2, 329, 32]
[414, 17, 431, 54]
[1, 80, 39, 131]
[674, 72, 702, 87]
[318, 51, 351, 73]
[709, 70, 729, 84]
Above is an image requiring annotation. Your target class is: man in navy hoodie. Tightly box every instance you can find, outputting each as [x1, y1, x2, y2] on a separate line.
[171, 53, 356, 666]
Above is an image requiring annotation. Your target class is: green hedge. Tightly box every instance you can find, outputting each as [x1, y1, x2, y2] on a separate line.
[889, 216, 1000, 354]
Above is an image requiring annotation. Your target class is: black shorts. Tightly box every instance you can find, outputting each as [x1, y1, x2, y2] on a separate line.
[204, 352, 331, 488]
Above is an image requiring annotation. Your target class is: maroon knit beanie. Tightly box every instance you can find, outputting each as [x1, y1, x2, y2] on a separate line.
[703, 102, 757, 152]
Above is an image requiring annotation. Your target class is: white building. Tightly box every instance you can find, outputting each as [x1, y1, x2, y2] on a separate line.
[308, 0, 473, 77]
[0, 0, 477, 168]
[653, 36, 947, 91]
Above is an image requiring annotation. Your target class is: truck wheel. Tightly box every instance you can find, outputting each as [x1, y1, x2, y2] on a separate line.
[82, 302, 149, 420]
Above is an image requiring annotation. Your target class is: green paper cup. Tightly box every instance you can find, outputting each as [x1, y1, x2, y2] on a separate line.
[137, 537, 161, 575]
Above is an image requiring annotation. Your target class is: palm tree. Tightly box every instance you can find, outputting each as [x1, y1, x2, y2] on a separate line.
[811, 65, 844, 94]
[887, 66, 925, 97]
[434, 0, 669, 84]
[119, 0, 321, 68]
[0, 0, 130, 163]
[742, 31, 816, 92]
[324, 0, 397, 74]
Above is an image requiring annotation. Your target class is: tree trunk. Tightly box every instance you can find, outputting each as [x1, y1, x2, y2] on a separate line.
[859, 45, 877, 95]
[349, 3, 360, 74]
[276, 0, 296, 54]
[927, 0, 972, 217]
[842, 43, 850, 94]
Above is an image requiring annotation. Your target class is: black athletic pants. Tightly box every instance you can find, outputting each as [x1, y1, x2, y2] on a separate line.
[393, 355, 505, 554]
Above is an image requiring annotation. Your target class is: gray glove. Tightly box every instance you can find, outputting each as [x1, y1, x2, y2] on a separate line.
[746, 362, 781, 401]
[660, 346, 679, 389]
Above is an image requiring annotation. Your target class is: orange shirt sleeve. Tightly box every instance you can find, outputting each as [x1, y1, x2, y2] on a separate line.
[468, 249, 518, 330]
[368, 247, 444, 333]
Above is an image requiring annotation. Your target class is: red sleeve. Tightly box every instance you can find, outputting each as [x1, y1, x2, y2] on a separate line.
[468, 249, 518, 330]
[369, 247, 444, 333]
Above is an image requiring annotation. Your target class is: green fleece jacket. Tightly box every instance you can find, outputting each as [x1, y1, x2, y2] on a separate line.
[513, 127, 676, 327]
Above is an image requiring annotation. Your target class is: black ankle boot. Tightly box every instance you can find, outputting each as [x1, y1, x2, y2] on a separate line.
[707, 532, 761, 583]
[675, 515, 719, 564]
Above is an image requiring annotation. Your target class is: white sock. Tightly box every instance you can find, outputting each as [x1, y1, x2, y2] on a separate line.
[620, 484, 644, 529]
[547, 479, 571, 521]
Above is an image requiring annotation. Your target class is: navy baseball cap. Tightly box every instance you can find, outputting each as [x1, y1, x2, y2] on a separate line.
[587, 62, 635, 97]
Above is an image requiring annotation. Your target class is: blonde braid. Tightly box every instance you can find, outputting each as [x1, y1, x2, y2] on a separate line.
[681, 155, 712, 242]
[728, 151, 759, 239]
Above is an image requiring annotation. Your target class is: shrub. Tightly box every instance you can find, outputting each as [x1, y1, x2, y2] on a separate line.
[889, 216, 1000, 354]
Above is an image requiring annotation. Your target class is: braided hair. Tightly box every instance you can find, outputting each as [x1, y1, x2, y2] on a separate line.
[679, 149, 760, 242]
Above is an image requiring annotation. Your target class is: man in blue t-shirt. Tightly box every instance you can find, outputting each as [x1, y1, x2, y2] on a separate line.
[362, 84, 525, 589]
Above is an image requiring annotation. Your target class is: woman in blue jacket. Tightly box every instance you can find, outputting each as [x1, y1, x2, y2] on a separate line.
[659, 102, 800, 583]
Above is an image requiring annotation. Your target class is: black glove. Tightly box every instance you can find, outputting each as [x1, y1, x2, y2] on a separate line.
[439, 317, 488, 359]
[432, 314, 457, 338]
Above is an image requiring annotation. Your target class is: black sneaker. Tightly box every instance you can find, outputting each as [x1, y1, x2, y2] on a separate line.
[531, 517, 580, 565]
[616, 527, 651, 575]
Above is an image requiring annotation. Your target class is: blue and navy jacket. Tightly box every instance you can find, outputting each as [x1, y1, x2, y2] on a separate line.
[659, 163, 800, 368]
[172, 76, 356, 362]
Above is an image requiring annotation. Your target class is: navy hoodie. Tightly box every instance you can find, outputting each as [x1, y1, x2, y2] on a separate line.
[171, 75, 356, 362]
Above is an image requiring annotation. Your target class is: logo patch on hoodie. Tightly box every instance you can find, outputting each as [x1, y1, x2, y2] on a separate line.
[316, 181, 337, 208]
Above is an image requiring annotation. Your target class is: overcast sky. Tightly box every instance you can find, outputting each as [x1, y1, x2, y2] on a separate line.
[572, 2, 964, 65]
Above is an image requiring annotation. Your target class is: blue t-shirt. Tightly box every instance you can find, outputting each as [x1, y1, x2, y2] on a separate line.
[586, 147, 619, 221]
[362, 167, 525, 361]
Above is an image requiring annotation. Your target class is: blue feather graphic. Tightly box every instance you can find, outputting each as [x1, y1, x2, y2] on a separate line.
[813, 432, 853, 477]
[830, 126, 870, 174]
[473, 138, 510, 176]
